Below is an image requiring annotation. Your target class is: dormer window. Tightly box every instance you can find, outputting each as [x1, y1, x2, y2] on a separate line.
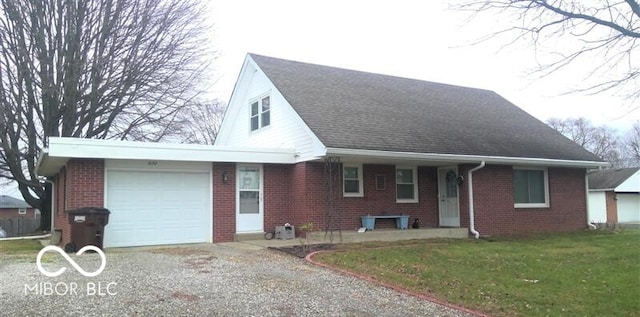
[250, 95, 270, 132]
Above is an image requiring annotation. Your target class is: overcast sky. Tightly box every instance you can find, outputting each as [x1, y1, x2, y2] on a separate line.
[2, 1, 638, 198]
[208, 0, 638, 132]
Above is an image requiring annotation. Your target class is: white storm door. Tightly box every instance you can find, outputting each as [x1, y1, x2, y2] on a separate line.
[438, 166, 460, 227]
[236, 164, 264, 233]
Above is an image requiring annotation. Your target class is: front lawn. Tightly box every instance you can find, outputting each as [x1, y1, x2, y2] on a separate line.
[313, 230, 640, 317]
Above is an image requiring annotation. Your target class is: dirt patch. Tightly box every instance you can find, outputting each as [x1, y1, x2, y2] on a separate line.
[171, 291, 200, 302]
[270, 243, 337, 258]
[149, 248, 211, 257]
[184, 255, 216, 272]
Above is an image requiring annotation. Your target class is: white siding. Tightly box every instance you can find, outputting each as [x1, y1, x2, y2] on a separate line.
[216, 57, 324, 162]
[616, 170, 640, 192]
[587, 191, 607, 224]
[617, 194, 640, 222]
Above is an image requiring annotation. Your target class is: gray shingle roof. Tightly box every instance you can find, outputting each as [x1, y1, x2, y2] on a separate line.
[0, 195, 31, 209]
[250, 54, 603, 162]
[588, 168, 640, 190]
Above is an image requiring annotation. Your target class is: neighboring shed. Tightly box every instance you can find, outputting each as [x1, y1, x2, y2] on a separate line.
[588, 168, 640, 224]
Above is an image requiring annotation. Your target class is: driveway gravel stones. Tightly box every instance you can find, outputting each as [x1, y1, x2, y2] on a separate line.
[0, 243, 473, 317]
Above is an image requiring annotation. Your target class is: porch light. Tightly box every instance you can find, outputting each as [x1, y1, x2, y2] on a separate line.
[222, 171, 229, 184]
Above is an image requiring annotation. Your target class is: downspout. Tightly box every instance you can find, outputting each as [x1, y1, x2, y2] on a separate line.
[468, 161, 486, 239]
[585, 172, 597, 229]
[42, 179, 56, 239]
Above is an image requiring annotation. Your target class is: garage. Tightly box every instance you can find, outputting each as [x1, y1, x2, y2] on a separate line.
[104, 162, 212, 248]
[617, 194, 640, 223]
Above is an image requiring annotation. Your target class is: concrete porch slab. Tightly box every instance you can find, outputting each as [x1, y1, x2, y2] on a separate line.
[241, 227, 469, 248]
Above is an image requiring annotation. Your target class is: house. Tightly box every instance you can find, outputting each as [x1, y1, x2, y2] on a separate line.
[0, 195, 37, 219]
[587, 168, 640, 224]
[36, 54, 607, 248]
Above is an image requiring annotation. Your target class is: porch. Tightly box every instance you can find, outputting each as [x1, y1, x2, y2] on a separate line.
[240, 227, 469, 248]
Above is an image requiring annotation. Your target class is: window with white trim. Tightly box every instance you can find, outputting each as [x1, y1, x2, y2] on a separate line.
[18, 208, 26, 215]
[396, 167, 418, 203]
[343, 164, 363, 197]
[513, 167, 549, 208]
[250, 95, 270, 132]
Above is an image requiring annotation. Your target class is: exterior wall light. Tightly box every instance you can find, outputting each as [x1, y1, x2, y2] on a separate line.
[222, 171, 229, 184]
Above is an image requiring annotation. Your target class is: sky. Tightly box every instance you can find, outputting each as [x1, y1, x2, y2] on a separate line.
[2, 0, 638, 199]
[207, 0, 638, 131]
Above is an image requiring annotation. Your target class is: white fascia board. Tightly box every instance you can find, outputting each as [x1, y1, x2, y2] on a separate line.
[37, 137, 296, 176]
[48, 137, 296, 163]
[325, 147, 609, 168]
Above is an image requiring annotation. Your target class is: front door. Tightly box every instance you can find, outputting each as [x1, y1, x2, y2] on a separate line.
[236, 164, 263, 233]
[438, 166, 460, 227]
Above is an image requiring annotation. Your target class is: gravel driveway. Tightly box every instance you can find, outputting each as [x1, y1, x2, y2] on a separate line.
[0, 243, 473, 317]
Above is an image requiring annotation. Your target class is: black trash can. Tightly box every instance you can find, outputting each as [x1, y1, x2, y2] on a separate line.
[65, 207, 110, 251]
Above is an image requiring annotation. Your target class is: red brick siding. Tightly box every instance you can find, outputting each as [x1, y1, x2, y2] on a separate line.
[334, 165, 440, 230]
[212, 163, 236, 242]
[52, 158, 590, 244]
[287, 163, 309, 230]
[281, 163, 440, 233]
[469, 165, 588, 236]
[605, 191, 618, 224]
[54, 159, 105, 247]
[263, 164, 291, 233]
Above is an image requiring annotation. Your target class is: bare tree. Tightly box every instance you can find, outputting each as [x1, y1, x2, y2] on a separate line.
[0, 0, 214, 230]
[178, 100, 226, 145]
[622, 121, 640, 166]
[455, 1, 640, 100]
[547, 117, 623, 167]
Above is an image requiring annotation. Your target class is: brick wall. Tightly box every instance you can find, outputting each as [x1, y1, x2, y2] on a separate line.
[51, 158, 590, 244]
[212, 163, 236, 242]
[282, 163, 440, 233]
[470, 165, 588, 236]
[54, 159, 105, 247]
[263, 164, 291, 233]
[605, 191, 618, 224]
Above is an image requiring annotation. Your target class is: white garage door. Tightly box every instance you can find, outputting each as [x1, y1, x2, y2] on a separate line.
[617, 194, 640, 223]
[104, 170, 211, 248]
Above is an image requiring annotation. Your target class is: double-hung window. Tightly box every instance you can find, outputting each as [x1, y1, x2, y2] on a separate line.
[250, 95, 270, 132]
[396, 167, 418, 203]
[513, 167, 549, 208]
[343, 164, 363, 197]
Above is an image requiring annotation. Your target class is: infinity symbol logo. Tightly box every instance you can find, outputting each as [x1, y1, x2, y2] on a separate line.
[36, 245, 107, 277]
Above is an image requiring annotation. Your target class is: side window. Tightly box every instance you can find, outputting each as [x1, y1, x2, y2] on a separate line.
[343, 164, 363, 197]
[513, 167, 549, 208]
[250, 95, 270, 132]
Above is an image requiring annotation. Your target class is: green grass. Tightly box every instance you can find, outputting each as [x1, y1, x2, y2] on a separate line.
[0, 239, 43, 255]
[314, 230, 640, 317]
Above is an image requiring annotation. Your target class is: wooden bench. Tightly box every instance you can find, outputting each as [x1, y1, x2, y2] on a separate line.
[360, 215, 410, 230]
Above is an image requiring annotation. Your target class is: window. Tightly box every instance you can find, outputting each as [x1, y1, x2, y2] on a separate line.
[18, 208, 26, 215]
[343, 164, 363, 197]
[513, 167, 549, 208]
[396, 167, 418, 203]
[250, 95, 271, 132]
